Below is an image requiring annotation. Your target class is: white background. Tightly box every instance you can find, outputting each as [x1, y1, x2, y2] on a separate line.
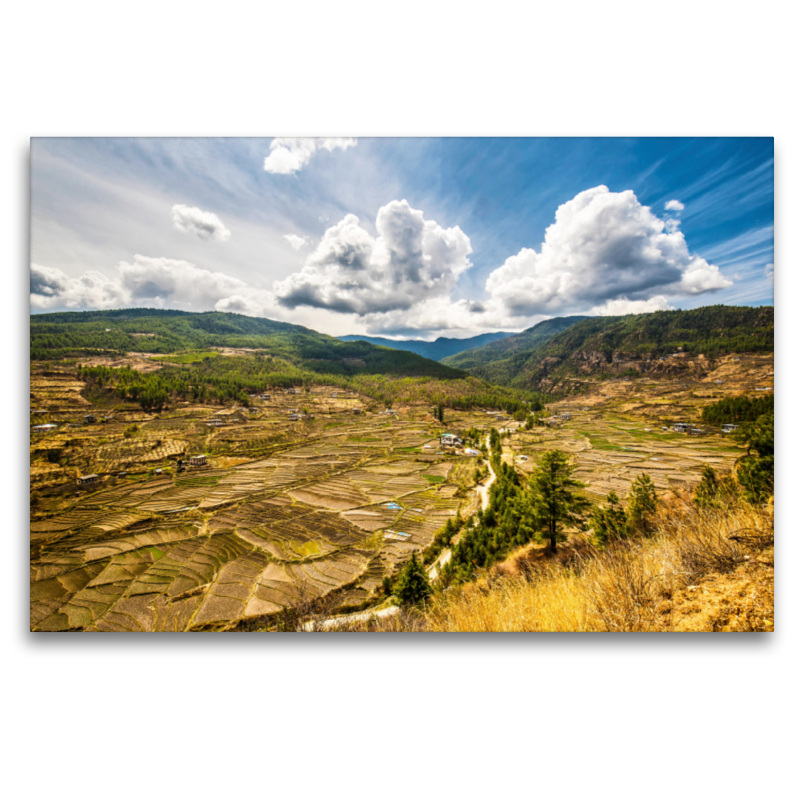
[4, 3, 796, 799]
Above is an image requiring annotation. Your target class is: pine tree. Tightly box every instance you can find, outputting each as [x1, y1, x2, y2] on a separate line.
[627, 473, 658, 535]
[693, 465, 720, 508]
[393, 553, 433, 607]
[528, 449, 591, 550]
[591, 491, 628, 546]
[735, 412, 774, 503]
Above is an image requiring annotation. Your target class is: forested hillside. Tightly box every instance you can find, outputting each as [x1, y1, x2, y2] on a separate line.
[30, 308, 550, 412]
[442, 316, 590, 371]
[30, 309, 463, 378]
[453, 306, 774, 390]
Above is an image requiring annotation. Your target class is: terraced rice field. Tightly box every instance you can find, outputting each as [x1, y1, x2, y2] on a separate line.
[30, 378, 473, 630]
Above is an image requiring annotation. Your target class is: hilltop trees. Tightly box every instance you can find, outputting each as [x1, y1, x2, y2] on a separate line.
[528, 450, 591, 551]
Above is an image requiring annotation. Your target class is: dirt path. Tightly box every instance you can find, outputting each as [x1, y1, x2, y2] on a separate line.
[428, 432, 496, 581]
[303, 604, 399, 631]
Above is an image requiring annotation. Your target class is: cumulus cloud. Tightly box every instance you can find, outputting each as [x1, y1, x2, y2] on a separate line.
[665, 199, 685, 211]
[30, 263, 126, 310]
[273, 200, 472, 315]
[31, 256, 248, 311]
[485, 185, 731, 318]
[263, 137, 357, 174]
[284, 234, 310, 250]
[171, 204, 231, 241]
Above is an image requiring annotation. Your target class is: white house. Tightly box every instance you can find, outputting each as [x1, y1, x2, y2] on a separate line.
[186, 455, 207, 466]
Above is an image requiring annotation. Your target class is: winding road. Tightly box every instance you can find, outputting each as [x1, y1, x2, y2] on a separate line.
[427, 432, 496, 581]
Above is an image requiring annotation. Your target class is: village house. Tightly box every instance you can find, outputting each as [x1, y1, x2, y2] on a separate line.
[288, 413, 301, 421]
[721, 424, 738, 433]
[186, 455, 207, 466]
[689, 427, 705, 436]
[440, 433, 462, 447]
[84, 414, 96, 424]
[672, 422, 690, 432]
[560, 412, 571, 420]
[77, 473, 99, 486]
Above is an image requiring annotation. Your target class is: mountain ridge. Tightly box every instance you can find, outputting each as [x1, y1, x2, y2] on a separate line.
[338, 331, 516, 362]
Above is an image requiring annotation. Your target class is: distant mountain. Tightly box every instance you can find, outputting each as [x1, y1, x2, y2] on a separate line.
[451, 306, 774, 391]
[338, 331, 516, 362]
[442, 316, 591, 372]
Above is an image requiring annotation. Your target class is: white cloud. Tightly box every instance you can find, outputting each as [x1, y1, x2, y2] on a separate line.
[118, 255, 246, 306]
[263, 137, 357, 175]
[30, 263, 126, 310]
[31, 256, 248, 311]
[171, 204, 231, 241]
[765, 262, 774, 281]
[665, 199, 685, 211]
[284, 234, 310, 250]
[485, 185, 732, 317]
[273, 200, 472, 315]
[590, 295, 673, 316]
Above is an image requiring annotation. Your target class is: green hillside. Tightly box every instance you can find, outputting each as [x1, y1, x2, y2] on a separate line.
[30, 308, 548, 412]
[30, 308, 462, 378]
[454, 305, 774, 390]
[442, 316, 590, 371]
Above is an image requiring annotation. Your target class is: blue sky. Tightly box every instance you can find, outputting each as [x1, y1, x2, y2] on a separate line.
[30, 136, 773, 338]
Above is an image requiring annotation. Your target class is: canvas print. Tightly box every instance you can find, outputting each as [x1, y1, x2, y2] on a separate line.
[29, 137, 774, 632]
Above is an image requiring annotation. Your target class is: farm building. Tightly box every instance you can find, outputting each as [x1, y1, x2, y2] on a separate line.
[288, 414, 301, 421]
[84, 414, 96, 423]
[440, 433, 462, 447]
[32, 409, 47, 415]
[672, 422, 690, 432]
[77, 474, 99, 486]
[186, 455, 207, 466]
[560, 412, 571, 420]
[721, 424, 738, 433]
[207, 418, 225, 427]
[259, 393, 271, 400]
[32, 423, 57, 433]
[689, 428, 705, 436]
[464, 448, 480, 456]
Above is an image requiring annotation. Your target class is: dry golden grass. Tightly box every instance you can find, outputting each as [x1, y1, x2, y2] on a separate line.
[359, 494, 773, 632]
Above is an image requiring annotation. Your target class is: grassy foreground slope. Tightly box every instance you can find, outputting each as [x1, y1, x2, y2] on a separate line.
[442, 316, 590, 371]
[451, 306, 774, 391]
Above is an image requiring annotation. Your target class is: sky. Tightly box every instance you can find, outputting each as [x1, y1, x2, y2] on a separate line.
[29, 137, 774, 340]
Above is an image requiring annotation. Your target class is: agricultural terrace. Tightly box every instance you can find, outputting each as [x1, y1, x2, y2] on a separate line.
[502, 354, 770, 499]
[30, 368, 503, 631]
